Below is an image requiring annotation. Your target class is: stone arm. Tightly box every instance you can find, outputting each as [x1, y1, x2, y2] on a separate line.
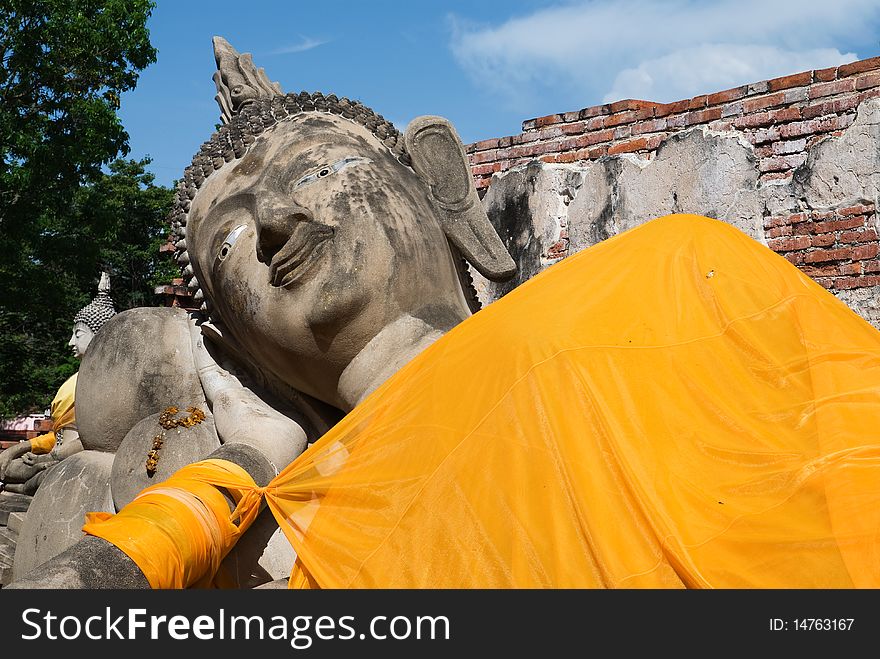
[0, 441, 33, 481]
[8, 324, 309, 589]
[6, 442, 276, 589]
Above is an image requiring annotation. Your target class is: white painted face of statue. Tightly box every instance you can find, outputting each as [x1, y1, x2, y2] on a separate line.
[68, 321, 95, 359]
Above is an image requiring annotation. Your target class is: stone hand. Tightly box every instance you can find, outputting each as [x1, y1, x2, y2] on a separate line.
[190, 321, 308, 473]
[0, 443, 30, 480]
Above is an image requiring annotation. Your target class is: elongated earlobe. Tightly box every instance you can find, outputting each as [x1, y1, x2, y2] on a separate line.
[404, 116, 516, 282]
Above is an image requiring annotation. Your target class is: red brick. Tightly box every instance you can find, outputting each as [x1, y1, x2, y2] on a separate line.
[778, 119, 820, 139]
[813, 66, 838, 82]
[769, 107, 801, 123]
[706, 86, 748, 106]
[608, 99, 657, 113]
[607, 137, 649, 155]
[686, 107, 723, 125]
[471, 163, 500, 176]
[809, 78, 856, 99]
[837, 57, 880, 78]
[587, 145, 608, 159]
[470, 138, 499, 152]
[852, 244, 880, 260]
[841, 229, 878, 243]
[760, 171, 794, 182]
[644, 134, 666, 150]
[585, 116, 607, 131]
[767, 71, 812, 92]
[810, 210, 836, 220]
[856, 72, 880, 91]
[579, 104, 612, 119]
[810, 234, 836, 247]
[742, 92, 787, 113]
[498, 136, 514, 148]
[785, 252, 805, 265]
[605, 110, 641, 128]
[709, 119, 734, 132]
[521, 119, 537, 131]
[814, 277, 835, 289]
[733, 112, 772, 129]
[754, 145, 773, 158]
[554, 151, 581, 163]
[763, 215, 792, 229]
[839, 262, 862, 275]
[469, 150, 498, 165]
[792, 221, 813, 236]
[562, 111, 581, 122]
[805, 247, 853, 263]
[837, 275, 880, 289]
[561, 120, 589, 135]
[802, 264, 841, 277]
[839, 204, 873, 216]
[686, 94, 708, 110]
[631, 117, 668, 135]
[573, 129, 614, 148]
[766, 225, 793, 238]
[801, 94, 861, 119]
[863, 260, 880, 273]
[535, 113, 564, 128]
[653, 100, 690, 117]
[814, 217, 866, 233]
[769, 236, 811, 251]
[666, 113, 688, 129]
[759, 154, 806, 172]
[860, 87, 880, 103]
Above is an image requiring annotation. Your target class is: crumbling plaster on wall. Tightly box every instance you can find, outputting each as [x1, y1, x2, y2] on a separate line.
[474, 98, 880, 328]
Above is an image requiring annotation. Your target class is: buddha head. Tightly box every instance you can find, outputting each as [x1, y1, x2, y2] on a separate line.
[70, 272, 116, 359]
[170, 38, 515, 407]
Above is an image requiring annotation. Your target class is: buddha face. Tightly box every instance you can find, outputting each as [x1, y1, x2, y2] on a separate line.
[68, 321, 94, 359]
[187, 113, 469, 406]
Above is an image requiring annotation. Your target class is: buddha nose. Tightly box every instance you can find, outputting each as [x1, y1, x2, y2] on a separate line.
[254, 197, 313, 265]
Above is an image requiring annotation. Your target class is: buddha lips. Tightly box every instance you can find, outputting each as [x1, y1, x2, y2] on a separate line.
[145, 406, 207, 476]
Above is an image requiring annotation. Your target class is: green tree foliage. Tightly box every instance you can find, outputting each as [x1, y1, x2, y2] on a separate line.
[0, 1, 173, 419]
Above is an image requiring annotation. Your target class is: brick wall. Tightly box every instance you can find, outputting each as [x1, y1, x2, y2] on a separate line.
[466, 56, 880, 295]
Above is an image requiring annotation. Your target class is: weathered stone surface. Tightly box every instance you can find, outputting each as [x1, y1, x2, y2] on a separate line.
[7, 511, 26, 534]
[110, 410, 220, 510]
[0, 491, 32, 525]
[568, 127, 764, 254]
[76, 307, 206, 452]
[795, 98, 880, 210]
[474, 162, 585, 305]
[215, 506, 296, 588]
[834, 285, 880, 329]
[0, 525, 17, 565]
[12, 451, 114, 580]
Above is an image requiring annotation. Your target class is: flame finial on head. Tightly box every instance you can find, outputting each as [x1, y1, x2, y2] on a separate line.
[212, 36, 283, 124]
[73, 271, 117, 334]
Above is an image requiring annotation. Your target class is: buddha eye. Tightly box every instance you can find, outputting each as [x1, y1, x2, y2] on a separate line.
[293, 156, 373, 190]
[217, 224, 247, 262]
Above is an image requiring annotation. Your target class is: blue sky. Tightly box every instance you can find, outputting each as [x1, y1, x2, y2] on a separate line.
[119, 0, 880, 188]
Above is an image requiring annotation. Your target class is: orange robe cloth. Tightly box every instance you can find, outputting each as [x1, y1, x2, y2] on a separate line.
[86, 215, 880, 588]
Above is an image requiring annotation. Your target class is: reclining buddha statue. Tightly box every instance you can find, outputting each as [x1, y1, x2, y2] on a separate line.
[9, 37, 880, 589]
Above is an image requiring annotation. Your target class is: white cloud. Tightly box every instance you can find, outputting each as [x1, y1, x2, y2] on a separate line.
[603, 45, 857, 104]
[450, 0, 879, 110]
[267, 37, 328, 56]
